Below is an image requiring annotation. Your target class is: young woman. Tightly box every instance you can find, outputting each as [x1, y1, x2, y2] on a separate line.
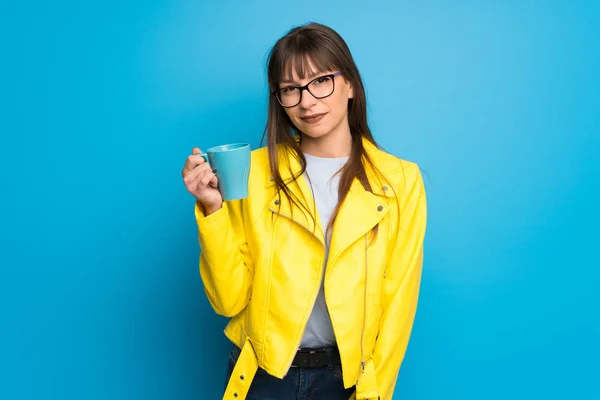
[181, 22, 427, 400]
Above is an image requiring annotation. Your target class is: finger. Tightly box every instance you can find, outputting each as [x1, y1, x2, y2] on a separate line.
[192, 147, 201, 155]
[208, 174, 218, 188]
[182, 154, 207, 175]
[183, 162, 211, 185]
[190, 166, 217, 191]
[183, 160, 209, 181]
[187, 169, 212, 194]
[198, 169, 216, 188]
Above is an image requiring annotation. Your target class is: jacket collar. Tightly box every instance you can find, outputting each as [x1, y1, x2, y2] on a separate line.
[265, 137, 396, 199]
[265, 137, 396, 256]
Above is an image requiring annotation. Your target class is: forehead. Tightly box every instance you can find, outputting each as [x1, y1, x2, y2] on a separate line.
[280, 55, 332, 83]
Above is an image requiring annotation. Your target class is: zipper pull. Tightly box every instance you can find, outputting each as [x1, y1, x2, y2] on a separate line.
[356, 360, 367, 386]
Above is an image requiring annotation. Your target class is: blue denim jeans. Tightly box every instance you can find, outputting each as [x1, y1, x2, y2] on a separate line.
[225, 345, 355, 400]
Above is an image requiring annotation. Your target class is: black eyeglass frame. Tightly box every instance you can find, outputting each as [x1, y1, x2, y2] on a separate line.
[272, 71, 344, 108]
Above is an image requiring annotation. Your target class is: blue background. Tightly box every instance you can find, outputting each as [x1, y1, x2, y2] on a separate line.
[2, 1, 599, 399]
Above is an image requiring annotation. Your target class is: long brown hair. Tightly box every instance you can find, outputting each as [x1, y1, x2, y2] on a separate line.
[262, 22, 387, 235]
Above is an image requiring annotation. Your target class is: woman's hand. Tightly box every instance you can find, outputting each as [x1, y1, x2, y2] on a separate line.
[181, 147, 223, 215]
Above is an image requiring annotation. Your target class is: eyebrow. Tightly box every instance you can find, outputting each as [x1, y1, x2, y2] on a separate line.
[280, 71, 324, 85]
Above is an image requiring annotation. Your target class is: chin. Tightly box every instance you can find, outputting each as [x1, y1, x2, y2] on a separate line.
[298, 125, 332, 139]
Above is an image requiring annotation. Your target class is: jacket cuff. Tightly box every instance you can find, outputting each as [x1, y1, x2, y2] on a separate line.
[195, 201, 228, 228]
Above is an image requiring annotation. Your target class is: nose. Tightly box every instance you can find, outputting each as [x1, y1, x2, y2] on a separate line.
[298, 87, 317, 109]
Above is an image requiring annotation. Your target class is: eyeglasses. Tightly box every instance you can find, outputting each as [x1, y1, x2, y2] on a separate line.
[273, 71, 344, 108]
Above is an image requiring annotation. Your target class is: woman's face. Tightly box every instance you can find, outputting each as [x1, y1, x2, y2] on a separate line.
[278, 58, 354, 141]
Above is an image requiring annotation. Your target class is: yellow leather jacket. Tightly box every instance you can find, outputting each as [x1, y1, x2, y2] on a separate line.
[195, 138, 427, 399]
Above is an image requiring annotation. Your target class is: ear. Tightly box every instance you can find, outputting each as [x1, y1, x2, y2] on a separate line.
[347, 81, 354, 99]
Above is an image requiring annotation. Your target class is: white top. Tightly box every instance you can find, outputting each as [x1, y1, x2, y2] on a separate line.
[299, 152, 349, 348]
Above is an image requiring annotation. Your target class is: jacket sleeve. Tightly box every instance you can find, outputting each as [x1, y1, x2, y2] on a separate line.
[372, 162, 427, 400]
[195, 200, 254, 317]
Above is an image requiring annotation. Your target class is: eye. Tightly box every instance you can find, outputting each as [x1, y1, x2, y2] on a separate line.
[280, 86, 297, 94]
[314, 76, 332, 85]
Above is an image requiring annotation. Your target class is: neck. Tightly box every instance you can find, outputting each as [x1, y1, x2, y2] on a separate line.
[299, 120, 352, 158]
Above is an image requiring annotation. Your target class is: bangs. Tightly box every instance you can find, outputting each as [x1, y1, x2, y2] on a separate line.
[281, 51, 337, 82]
[270, 36, 341, 84]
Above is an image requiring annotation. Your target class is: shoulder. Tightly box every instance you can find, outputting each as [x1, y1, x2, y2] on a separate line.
[249, 143, 296, 175]
[250, 145, 269, 163]
[365, 142, 424, 195]
[249, 145, 271, 170]
[247, 146, 270, 185]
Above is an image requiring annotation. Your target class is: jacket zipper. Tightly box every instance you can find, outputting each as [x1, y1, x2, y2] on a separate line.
[357, 234, 368, 385]
[268, 206, 325, 376]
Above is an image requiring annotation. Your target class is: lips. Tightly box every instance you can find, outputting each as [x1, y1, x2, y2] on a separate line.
[300, 112, 327, 124]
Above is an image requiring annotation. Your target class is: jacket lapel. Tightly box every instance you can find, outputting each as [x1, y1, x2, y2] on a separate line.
[265, 139, 395, 253]
[327, 179, 391, 266]
[266, 146, 325, 245]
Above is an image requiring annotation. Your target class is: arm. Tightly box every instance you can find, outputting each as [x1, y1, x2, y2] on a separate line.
[195, 200, 254, 317]
[373, 162, 427, 400]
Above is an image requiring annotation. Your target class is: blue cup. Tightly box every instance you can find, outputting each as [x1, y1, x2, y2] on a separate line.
[199, 143, 251, 201]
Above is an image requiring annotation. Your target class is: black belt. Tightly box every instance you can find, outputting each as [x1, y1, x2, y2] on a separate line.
[291, 347, 341, 368]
